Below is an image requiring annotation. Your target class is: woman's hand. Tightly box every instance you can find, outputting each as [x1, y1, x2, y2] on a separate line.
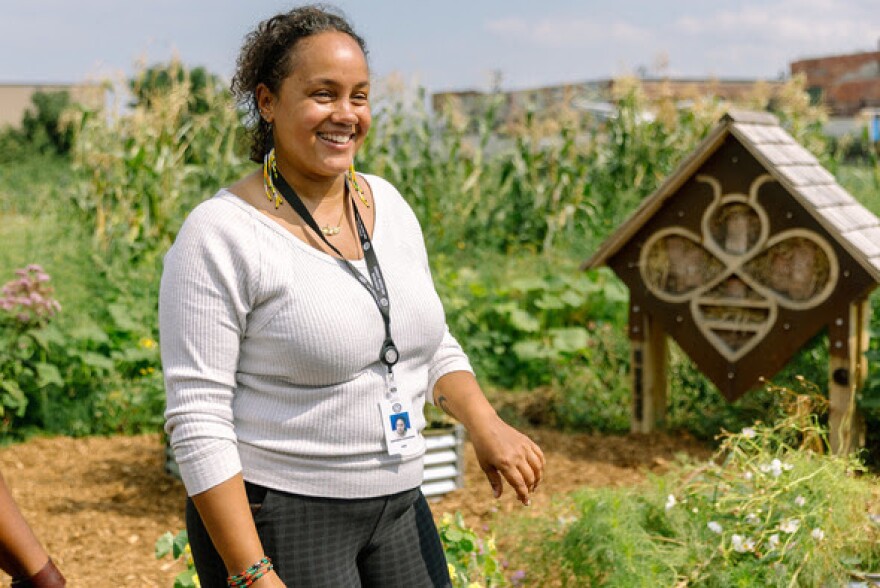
[432, 371, 545, 506]
[467, 414, 544, 505]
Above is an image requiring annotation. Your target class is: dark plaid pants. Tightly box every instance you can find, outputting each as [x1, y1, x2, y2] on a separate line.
[186, 483, 452, 588]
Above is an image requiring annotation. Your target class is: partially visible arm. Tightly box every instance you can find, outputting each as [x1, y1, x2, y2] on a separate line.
[190, 475, 284, 587]
[433, 371, 545, 506]
[0, 471, 51, 579]
[160, 203, 280, 586]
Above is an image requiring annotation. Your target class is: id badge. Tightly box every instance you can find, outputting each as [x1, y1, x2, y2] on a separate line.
[379, 398, 424, 456]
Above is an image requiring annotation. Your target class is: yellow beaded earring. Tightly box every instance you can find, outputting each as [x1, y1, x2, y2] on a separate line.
[263, 128, 283, 209]
[348, 163, 369, 208]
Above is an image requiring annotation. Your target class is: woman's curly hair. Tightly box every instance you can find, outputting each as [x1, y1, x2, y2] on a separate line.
[231, 4, 368, 163]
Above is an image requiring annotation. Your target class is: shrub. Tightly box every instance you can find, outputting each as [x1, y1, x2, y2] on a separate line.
[506, 385, 880, 586]
[20, 90, 78, 156]
[439, 511, 509, 587]
[0, 265, 63, 429]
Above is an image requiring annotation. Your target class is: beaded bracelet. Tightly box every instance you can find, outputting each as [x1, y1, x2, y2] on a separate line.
[227, 556, 273, 587]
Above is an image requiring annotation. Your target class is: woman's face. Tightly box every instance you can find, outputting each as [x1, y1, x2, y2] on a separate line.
[260, 31, 371, 183]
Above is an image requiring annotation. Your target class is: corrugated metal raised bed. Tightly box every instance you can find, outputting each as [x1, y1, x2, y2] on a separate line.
[165, 424, 466, 499]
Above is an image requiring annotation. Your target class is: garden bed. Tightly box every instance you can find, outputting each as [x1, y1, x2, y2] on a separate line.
[0, 429, 711, 586]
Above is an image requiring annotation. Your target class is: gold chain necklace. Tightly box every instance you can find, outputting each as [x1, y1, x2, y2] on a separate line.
[320, 199, 345, 237]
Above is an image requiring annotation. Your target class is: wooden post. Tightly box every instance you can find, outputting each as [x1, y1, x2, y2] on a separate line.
[828, 298, 869, 454]
[630, 304, 668, 433]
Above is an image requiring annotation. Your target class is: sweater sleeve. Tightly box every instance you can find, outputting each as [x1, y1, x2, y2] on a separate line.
[159, 198, 257, 496]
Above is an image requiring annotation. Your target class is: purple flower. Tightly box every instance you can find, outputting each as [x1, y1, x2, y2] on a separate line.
[0, 265, 61, 328]
[511, 570, 527, 586]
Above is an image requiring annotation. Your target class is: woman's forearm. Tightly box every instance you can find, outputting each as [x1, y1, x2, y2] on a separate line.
[190, 473, 269, 574]
[0, 472, 50, 577]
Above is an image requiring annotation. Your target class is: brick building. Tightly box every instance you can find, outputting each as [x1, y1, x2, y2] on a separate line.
[791, 50, 880, 116]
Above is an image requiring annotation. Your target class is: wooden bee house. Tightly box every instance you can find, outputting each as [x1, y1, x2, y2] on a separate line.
[585, 110, 880, 453]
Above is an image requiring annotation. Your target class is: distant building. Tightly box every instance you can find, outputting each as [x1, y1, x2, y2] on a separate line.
[432, 77, 786, 129]
[790, 49, 880, 116]
[0, 83, 105, 128]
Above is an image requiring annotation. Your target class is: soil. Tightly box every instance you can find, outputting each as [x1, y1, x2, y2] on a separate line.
[0, 429, 712, 587]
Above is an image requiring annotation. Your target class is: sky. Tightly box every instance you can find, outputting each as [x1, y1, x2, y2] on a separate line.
[1, 0, 878, 94]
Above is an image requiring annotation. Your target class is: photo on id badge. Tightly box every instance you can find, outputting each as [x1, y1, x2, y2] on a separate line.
[390, 411, 412, 438]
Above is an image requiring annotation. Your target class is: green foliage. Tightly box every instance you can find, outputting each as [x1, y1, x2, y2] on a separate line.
[156, 530, 198, 588]
[70, 60, 249, 262]
[21, 90, 78, 156]
[0, 89, 80, 164]
[435, 255, 626, 388]
[2, 61, 871, 444]
[0, 261, 164, 440]
[0, 265, 63, 430]
[0, 153, 74, 215]
[503, 388, 880, 586]
[131, 62, 224, 115]
[360, 79, 720, 258]
[437, 512, 509, 587]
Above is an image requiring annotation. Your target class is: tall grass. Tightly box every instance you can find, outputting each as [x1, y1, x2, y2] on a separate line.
[70, 60, 249, 263]
[497, 387, 880, 586]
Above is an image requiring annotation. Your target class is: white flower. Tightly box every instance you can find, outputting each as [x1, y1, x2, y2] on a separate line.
[767, 534, 780, 550]
[731, 534, 755, 553]
[665, 494, 676, 511]
[745, 512, 760, 525]
[707, 521, 723, 534]
[760, 458, 793, 478]
[811, 527, 825, 541]
[742, 427, 757, 438]
[743, 471, 753, 481]
[794, 495, 806, 507]
[780, 518, 801, 534]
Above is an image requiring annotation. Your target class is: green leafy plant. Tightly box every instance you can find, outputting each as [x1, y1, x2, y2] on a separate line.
[0, 263, 164, 439]
[156, 530, 199, 588]
[0, 265, 63, 429]
[438, 511, 509, 587]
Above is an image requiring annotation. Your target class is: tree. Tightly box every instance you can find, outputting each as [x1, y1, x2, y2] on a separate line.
[20, 90, 76, 155]
[130, 61, 226, 115]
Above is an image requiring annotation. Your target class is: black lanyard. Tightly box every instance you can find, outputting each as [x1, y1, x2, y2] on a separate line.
[269, 168, 399, 371]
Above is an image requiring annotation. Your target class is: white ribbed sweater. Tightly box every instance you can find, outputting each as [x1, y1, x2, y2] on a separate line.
[159, 175, 472, 498]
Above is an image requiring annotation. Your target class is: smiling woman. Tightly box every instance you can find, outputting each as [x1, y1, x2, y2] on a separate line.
[158, 4, 544, 588]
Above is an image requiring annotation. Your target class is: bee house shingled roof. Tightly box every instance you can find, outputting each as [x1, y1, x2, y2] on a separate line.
[584, 110, 880, 400]
[585, 110, 880, 277]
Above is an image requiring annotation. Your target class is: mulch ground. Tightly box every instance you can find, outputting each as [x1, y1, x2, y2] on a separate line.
[0, 429, 712, 587]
